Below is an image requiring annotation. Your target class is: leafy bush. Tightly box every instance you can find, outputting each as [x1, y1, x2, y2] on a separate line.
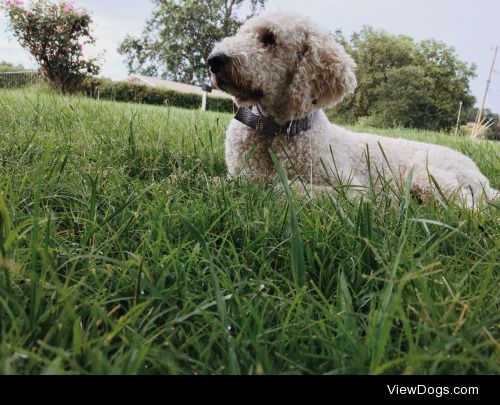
[80, 78, 234, 113]
[206, 96, 235, 113]
[4, 0, 100, 93]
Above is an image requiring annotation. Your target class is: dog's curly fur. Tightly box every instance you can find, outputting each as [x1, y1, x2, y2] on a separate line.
[210, 12, 497, 209]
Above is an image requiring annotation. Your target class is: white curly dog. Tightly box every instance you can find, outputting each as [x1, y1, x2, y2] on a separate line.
[208, 12, 497, 209]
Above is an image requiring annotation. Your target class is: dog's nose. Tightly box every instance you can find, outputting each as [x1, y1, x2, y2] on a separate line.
[208, 52, 230, 73]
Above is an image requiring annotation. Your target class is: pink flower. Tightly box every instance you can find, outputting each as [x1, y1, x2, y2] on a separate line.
[5, 0, 23, 7]
[77, 43, 83, 50]
[63, 5, 72, 13]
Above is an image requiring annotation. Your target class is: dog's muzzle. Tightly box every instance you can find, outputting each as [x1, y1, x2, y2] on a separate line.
[208, 52, 230, 74]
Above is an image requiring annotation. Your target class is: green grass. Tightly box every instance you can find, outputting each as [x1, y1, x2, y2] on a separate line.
[0, 87, 498, 375]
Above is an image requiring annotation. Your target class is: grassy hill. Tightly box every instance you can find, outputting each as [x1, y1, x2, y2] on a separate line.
[0, 87, 498, 374]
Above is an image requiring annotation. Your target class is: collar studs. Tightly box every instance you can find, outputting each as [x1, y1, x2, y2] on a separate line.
[234, 106, 318, 137]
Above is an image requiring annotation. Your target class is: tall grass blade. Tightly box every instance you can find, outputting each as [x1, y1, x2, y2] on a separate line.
[269, 150, 306, 289]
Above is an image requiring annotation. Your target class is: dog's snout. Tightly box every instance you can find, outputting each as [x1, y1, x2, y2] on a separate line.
[208, 52, 230, 73]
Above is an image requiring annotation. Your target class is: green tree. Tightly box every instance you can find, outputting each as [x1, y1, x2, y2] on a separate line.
[371, 65, 434, 128]
[416, 39, 476, 130]
[331, 27, 476, 131]
[118, 0, 266, 85]
[334, 27, 418, 123]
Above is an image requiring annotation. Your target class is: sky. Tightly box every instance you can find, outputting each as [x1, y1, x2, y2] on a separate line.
[1, 0, 499, 113]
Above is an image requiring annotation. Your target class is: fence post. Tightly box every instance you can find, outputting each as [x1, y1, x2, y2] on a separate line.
[201, 91, 207, 111]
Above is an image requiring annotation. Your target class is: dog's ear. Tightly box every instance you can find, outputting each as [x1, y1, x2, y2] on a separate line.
[289, 30, 357, 116]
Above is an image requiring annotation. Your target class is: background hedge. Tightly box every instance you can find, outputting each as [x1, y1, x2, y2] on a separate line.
[80, 77, 234, 113]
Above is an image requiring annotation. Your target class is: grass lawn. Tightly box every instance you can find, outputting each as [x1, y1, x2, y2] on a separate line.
[0, 87, 498, 374]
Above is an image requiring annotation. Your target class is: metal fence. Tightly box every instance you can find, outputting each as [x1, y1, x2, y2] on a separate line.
[0, 71, 40, 89]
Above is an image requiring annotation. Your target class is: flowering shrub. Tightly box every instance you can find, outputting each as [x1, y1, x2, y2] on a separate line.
[3, 0, 100, 93]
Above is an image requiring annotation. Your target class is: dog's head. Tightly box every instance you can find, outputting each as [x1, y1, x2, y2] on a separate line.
[209, 12, 357, 124]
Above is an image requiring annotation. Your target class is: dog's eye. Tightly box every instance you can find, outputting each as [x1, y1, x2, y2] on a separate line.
[261, 30, 276, 47]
